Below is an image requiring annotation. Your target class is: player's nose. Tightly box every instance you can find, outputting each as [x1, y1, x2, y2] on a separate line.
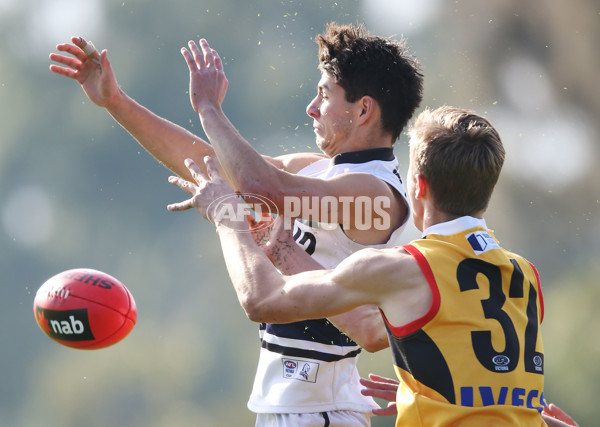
[306, 97, 320, 118]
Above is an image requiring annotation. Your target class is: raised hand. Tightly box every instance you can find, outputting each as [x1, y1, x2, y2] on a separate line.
[181, 39, 228, 113]
[167, 157, 237, 225]
[49, 36, 120, 108]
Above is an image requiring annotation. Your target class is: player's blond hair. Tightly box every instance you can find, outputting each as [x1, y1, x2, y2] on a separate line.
[409, 106, 505, 216]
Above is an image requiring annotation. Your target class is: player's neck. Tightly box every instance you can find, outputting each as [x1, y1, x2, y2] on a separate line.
[422, 209, 486, 231]
[328, 135, 393, 157]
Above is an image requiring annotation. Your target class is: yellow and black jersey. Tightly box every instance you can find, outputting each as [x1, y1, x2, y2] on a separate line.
[381, 216, 546, 426]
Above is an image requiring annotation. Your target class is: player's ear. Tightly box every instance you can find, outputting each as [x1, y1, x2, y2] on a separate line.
[414, 174, 428, 199]
[357, 96, 376, 124]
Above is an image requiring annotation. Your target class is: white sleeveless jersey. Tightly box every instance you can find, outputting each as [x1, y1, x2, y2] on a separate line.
[248, 147, 410, 414]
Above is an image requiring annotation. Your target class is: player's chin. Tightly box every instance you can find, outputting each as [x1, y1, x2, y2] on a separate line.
[314, 136, 329, 153]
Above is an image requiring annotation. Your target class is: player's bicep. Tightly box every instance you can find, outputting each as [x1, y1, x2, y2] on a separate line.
[270, 152, 327, 173]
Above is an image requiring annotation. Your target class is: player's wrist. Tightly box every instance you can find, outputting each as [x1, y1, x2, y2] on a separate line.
[196, 101, 223, 118]
[104, 88, 129, 112]
[214, 222, 232, 234]
[211, 194, 251, 233]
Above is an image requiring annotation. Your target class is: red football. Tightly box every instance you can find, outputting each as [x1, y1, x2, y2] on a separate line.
[33, 268, 137, 349]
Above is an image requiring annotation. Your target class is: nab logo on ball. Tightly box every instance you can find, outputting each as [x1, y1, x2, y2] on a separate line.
[33, 268, 137, 350]
[35, 307, 94, 341]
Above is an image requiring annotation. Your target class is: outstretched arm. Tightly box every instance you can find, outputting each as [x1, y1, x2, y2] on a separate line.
[258, 217, 389, 352]
[49, 37, 215, 182]
[167, 158, 422, 325]
[181, 39, 288, 193]
[180, 39, 406, 245]
[168, 159, 357, 321]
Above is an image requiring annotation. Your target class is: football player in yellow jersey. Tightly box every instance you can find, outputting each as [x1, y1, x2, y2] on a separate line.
[168, 106, 569, 426]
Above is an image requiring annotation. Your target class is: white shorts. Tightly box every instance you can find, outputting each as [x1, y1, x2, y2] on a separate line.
[255, 411, 371, 427]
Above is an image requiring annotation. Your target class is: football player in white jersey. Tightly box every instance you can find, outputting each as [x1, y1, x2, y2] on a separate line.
[50, 22, 423, 426]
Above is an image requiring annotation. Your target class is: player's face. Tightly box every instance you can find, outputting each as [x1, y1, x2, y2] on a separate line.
[306, 72, 356, 156]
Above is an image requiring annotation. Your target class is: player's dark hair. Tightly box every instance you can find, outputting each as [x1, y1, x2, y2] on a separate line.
[316, 22, 423, 143]
[409, 106, 505, 216]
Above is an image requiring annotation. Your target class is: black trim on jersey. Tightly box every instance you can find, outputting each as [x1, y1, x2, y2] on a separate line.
[261, 320, 358, 347]
[332, 147, 395, 165]
[261, 340, 362, 362]
[387, 326, 456, 404]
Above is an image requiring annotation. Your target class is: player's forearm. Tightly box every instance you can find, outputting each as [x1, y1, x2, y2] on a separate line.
[105, 90, 214, 180]
[198, 104, 282, 196]
[217, 226, 289, 322]
[265, 234, 324, 274]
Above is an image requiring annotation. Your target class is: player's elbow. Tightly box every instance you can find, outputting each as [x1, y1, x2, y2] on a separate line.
[360, 336, 390, 353]
[243, 304, 266, 323]
[239, 294, 271, 323]
[351, 328, 390, 353]
[240, 293, 293, 324]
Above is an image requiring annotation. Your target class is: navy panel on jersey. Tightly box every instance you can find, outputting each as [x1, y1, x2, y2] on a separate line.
[262, 320, 358, 346]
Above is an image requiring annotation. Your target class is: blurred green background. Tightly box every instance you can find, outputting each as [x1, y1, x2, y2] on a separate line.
[1, 0, 598, 425]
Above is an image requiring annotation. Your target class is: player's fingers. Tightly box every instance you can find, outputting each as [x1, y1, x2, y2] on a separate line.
[188, 40, 205, 69]
[361, 379, 397, 391]
[84, 41, 101, 61]
[360, 387, 396, 401]
[49, 52, 81, 70]
[368, 373, 399, 386]
[166, 198, 194, 212]
[199, 39, 215, 67]
[167, 175, 197, 195]
[74, 37, 101, 64]
[50, 59, 77, 79]
[184, 158, 208, 184]
[203, 156, 221, 181]
[543, 404, 577, 425]
[55, 42, 88, 62]
[359, 377, 377, 388]
[48, 64, 78, 79]
[372, 403, 398, 417]
[181, 46, 197, 71]
[99, 49, 112, 72]
[212, 49, 224, 71]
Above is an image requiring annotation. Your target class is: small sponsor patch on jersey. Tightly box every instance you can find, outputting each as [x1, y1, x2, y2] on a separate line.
[281, 358, 319, 383]
[492, 354, 510, 371]
[466, 231, 500, 255]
